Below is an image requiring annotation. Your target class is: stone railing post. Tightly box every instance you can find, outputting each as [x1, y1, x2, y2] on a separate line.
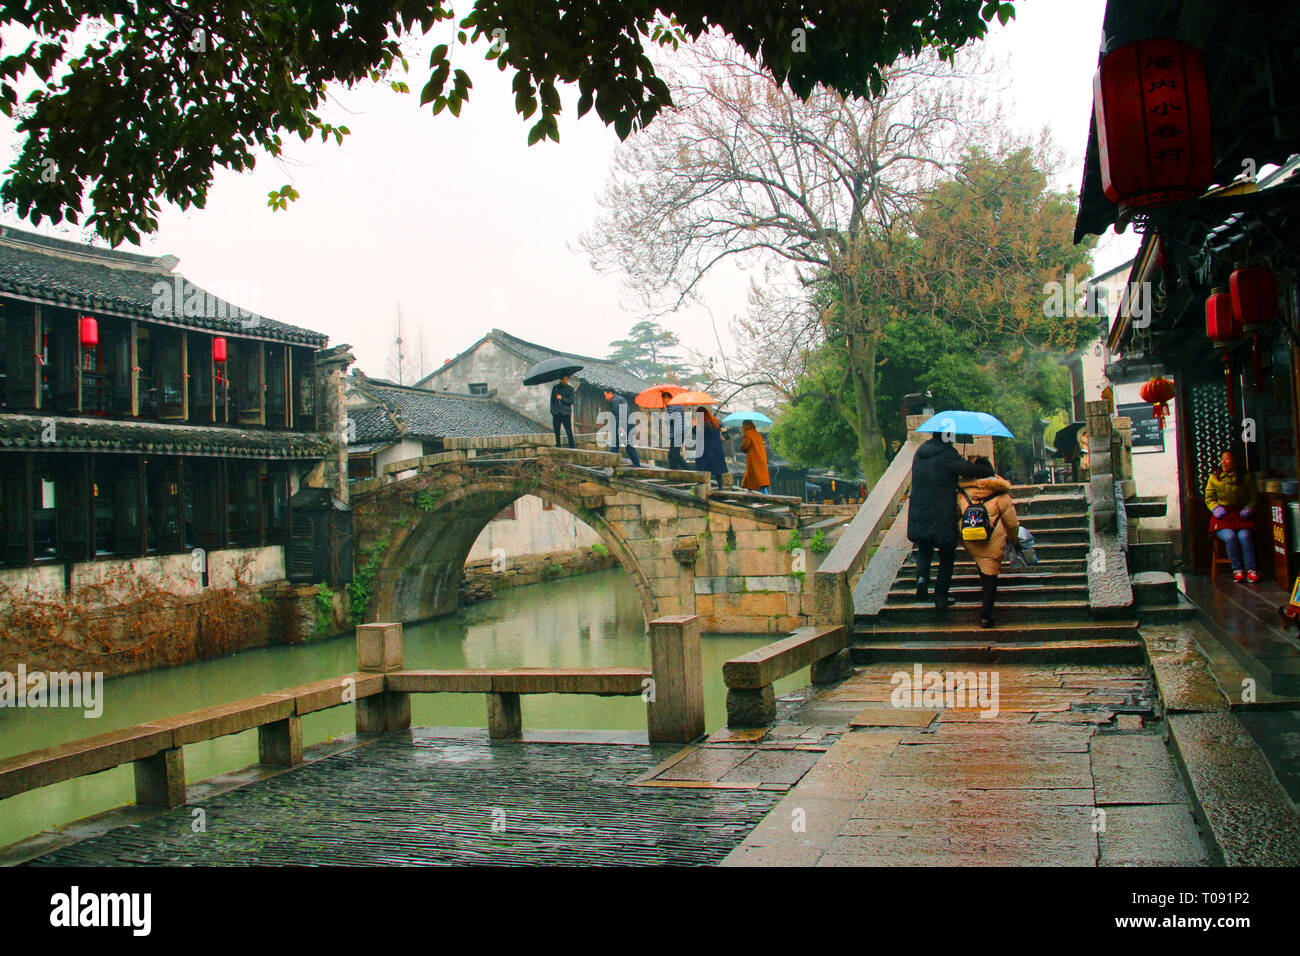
[355, 622, 411, 735]
[647, 615, 705, 744]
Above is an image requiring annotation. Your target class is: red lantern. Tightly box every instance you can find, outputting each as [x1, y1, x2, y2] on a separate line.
[1093, 37, 1214, 215]
[1139, 376, 1176, 429]
[79, 315, 98, 349]
[212, 336, 227, 364]
[1232, 263, 1278, 395]
[1206, 288, 1240, 419]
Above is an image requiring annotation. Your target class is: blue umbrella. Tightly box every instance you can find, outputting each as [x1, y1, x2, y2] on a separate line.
[916, 409, 1015, 439]
[722, 411, 773, 428]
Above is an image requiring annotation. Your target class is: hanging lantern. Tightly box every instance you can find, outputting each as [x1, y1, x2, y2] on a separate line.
[1206, 288, 1240, 419]
[1093, 37, 1214, 217]
[1139, 376, 1176, 429]
[212, 336, 227, 363]
[1231, 262, 1278, 395]
[79, 315, 98, 349]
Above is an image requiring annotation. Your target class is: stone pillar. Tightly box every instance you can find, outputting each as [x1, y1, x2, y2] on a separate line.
[258, 717, 303, 766]
[355, 622, 411, 735]
[487, 693, 522, 739]
[647, 615, 705, 744]
[726, 685, 776, 728]
[671, 535, 699, 619]
[308, 343, 356, 504]
[134, 747, 186, 808]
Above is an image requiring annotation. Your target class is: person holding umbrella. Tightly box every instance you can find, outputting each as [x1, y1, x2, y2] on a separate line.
[551, 374, 576, 448]
[694, 406, 728, 487]
[662, 391, 688, 470]
[603, 389, 641, 467]
[523, 357, 584, 449]
[740, 420, 770, 494]
[907, 411, 1001, 609]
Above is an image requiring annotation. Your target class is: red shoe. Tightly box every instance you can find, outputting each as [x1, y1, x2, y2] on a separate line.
[1247, 570, 1260, 584]
[1233, 570, 1245, 582]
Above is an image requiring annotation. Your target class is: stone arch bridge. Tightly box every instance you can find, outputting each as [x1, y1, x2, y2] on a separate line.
[349, 441, 852, 633]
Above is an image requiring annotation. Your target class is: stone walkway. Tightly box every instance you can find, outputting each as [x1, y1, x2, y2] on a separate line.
[712, 662, 1209, 866]
[25, 731, 778, 866]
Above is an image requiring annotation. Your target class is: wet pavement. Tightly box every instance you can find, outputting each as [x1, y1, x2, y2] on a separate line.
[718, 663, 1210, 866]
[24, 730, 778, 866]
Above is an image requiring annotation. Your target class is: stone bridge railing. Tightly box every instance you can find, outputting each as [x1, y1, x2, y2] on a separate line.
[812, 438, 921, 627]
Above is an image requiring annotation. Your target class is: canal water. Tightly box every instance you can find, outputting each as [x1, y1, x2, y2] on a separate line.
[0, 569, 809, 849]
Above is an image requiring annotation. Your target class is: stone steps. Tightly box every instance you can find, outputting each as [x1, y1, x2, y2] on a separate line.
[875, 600, 1095, 625]
[849, 636, 1145, 665]
[885, 582, 1090, 602]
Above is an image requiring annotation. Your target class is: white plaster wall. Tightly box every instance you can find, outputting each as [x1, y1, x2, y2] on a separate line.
[466, 494, 602, 562]
[1116, 381, 1182, 531]
[376, 439, 424, 478]
[424, 340, 551, 426]
[2, 546, 286, 608]
[0, 563, 64, 601]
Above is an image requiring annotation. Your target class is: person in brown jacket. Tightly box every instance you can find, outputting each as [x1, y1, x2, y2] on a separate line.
[740, 420, 770, 493]
[955, 458, 1020, 629]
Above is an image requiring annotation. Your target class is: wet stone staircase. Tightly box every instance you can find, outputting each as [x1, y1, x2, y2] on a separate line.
[853, 483, 1146, 665]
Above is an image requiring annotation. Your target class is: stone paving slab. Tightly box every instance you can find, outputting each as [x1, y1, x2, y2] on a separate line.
[724, 662, 1207, 867]
[25, 732, 779, 867]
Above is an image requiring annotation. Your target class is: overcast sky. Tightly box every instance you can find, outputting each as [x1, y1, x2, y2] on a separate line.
[1, 1, 1136, 381]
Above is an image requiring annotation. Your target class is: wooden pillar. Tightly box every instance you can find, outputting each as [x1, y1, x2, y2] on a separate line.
[646, 614, 705, 744]
[354, 622, 410, 735]
[134, 747, 185, 808]
[486, 692, 522, 739]
[129, 319, 139, 416]
[258, 716, 303, 766]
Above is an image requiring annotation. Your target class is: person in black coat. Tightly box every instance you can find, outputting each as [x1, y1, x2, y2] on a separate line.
[603, 389, 641, 466]
[907, 432, 994, 608]
[551, 375, 575, 448]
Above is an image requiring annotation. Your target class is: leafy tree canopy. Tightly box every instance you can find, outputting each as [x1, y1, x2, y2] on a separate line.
[0, 1, 1014, 244]
[606, 320, 692, 383]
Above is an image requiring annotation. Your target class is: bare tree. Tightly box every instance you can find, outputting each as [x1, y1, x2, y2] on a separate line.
[582, 36, 995, 480]
[385, 304, 407, 385]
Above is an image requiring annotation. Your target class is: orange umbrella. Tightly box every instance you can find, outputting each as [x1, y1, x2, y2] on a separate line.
[635, 384, 688, 409]
[667, 390, 719, 406]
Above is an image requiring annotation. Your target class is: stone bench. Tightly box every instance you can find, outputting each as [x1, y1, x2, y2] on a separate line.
[386, 667, 653, 738]
[722, 625, 850, 727]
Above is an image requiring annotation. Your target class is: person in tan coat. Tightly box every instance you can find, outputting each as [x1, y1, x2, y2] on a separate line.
[740, 421, 770, 493]
[955, 459, 1020, 628]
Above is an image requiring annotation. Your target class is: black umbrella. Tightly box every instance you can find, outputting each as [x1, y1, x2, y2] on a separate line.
[522, 357, 584, 386]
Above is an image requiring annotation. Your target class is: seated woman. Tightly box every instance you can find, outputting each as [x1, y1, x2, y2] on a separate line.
[955, 459, 1020, 629]
[1205, 450, 1259, 583]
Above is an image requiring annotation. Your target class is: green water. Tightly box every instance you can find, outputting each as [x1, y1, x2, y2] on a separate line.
[0, 569, 807, 849]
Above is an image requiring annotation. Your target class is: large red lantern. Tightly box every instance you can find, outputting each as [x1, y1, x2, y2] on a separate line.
[79, 315, 98, 348]
[1231, 263, 1278, 395]
[212, 336, 227, 363]
[1093, 37, 1214, 216]
[1206, 288, 1240, 419]
[1139, 376, 1176, 429]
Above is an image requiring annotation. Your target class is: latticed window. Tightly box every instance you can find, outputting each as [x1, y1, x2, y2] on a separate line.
[1187, 377, 1236, 498]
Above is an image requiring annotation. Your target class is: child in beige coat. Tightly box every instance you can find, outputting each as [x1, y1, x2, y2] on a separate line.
[955, 458, 1020, 628]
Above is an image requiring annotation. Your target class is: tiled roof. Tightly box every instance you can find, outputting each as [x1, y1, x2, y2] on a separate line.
[348, 376, 543, 443]
[0, 414, 330, 459]
[0, 226, 327, 346]
[424, 328, 647, 395]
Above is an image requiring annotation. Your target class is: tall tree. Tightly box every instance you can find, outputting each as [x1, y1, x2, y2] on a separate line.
[775, 141, 1097, 476]
[386, 304, 408, 385]
[0, 1, 1015, 244]
[583, 38, 994, 480]
[606, 320, 689, 381]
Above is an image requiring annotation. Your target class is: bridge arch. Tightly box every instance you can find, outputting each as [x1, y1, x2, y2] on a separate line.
[368, 474, 657, 626]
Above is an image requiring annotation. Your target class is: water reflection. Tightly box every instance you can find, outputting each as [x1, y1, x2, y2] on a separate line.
[0, 569, 807, 848]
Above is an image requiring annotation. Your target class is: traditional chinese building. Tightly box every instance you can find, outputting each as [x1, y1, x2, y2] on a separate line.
[1074, 1, 1300, 580]
[415, 328, 647, 433]
[0, 226, 349, 673]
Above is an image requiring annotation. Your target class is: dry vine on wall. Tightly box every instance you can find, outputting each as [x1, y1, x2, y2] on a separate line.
[0, 553, 272, 678]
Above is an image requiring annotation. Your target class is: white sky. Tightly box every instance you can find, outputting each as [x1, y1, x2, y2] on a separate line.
[1, 0, 1138, 381]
